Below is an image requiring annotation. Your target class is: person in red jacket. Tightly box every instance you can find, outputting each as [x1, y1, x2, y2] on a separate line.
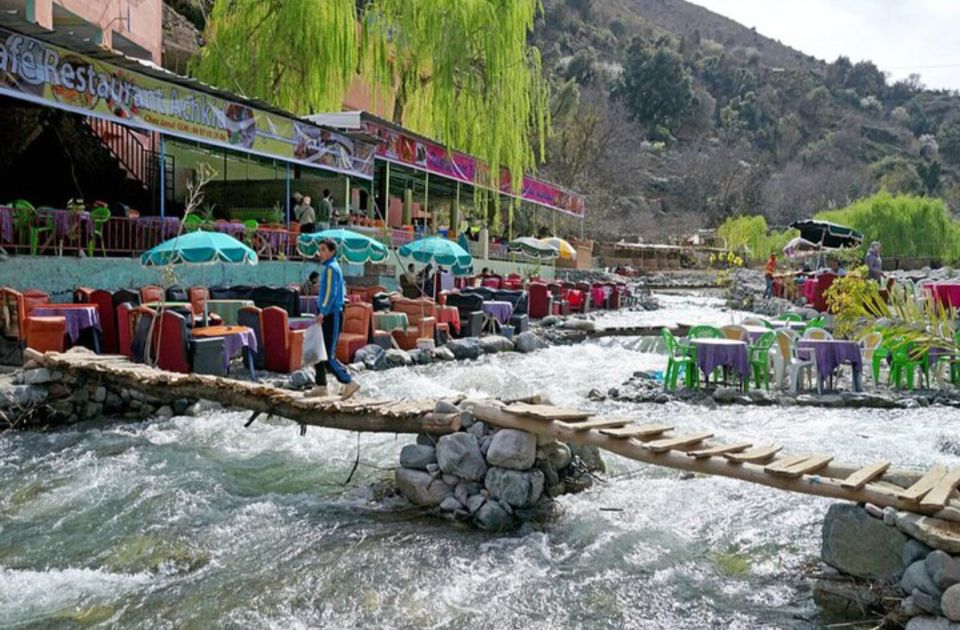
[764, 253, 777, 299]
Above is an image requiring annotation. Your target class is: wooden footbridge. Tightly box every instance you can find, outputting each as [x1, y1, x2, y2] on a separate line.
[32, 349, 960, 520]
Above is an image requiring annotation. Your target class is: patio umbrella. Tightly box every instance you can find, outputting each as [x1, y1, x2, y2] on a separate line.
[140, 230, 258, 266]
[789, 220, 863, 250]
[782, 236, 822, 259]
[508, 236, 559, 260]
[297, 228, 389, 263]
[399, 236, 473, 276]
[540, 236, 577, 260]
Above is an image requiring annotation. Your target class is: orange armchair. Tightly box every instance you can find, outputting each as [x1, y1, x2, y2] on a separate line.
[336, 302, 372, 363]
[262, 306, 305, 373]
[389, 298, 436, 350]
[1, 288, 49, 339]
[24, 316, 66, 353]
[140, 285, 164, 303]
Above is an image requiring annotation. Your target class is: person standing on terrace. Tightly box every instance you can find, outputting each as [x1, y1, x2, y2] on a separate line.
[865, 241, 883, 282]
[764, 253, 777, 299]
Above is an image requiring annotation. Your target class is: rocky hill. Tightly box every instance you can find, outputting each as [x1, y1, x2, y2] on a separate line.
[534, 0, 960, 240]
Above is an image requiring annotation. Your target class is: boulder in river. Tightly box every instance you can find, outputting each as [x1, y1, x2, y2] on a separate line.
[901, 560, 942, 597]
[436, 433, 487, 481]
[384, 349, 412, 367]
[514, 331, 547, 353]
[355, 345, 387, 370]
[942, 583, 960, 621]
[480, 336, 514, 354]
[399, 445, 437, 471]
[446, 338, 482, 361]
[474, 500, 513, 532]
[395, 467, 451, 506]
[927, 550, 960, 591]
[484, 467, 544, 507]
[897, 513, 960, 554]
[485, 429, 537, 470]
[821, 504, 907, 579]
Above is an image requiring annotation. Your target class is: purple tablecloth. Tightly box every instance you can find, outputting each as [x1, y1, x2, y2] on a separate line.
[138, 216, 181, 238]
[38, 210, 93, 241]
[216, 223, 247, 238]
[0, 207, 13, 244]
[691, 339, 750, 380]
[31, 305, 101, 342]
[742, 325, 770, 342]
[221, 329, 258, 372]
[797, 340, 862, 376]
[289, 317, 315, 331]
[482, 301, 514, 325]
[300, 296, 318, 315]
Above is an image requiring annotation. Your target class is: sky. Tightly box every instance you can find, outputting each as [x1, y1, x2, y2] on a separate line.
[686, 0, 960, 92]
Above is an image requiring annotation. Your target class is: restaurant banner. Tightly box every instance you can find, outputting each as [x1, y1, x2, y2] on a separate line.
[362, 121, 585, 218]
[0, 27, 375, 179]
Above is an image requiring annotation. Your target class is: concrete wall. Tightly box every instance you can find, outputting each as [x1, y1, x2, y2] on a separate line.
[0, 255, 553, 301]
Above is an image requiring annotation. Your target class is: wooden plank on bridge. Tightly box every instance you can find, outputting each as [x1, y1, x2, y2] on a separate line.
[898, 466, 947, 502]
[687, 442, 752, 459]
[556, 418, 632, 431]
[764, 454, 811, 474]
[841, 462, 891, 490]
[505, 403, 593, 421]
[725, 444, 782, 464]
[768, 455, 833, 478]
[919, 469, 960, 510]
[599, 424, 674, 439]
[645, 431, 714, 453]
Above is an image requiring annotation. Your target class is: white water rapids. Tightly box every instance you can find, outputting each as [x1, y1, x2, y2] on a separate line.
[1, 293, 957, 629]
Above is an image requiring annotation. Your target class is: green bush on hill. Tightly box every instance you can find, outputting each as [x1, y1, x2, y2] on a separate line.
[716, 215, 795, 261]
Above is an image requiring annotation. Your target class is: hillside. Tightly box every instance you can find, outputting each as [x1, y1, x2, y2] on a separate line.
[534, 0, 960, 240]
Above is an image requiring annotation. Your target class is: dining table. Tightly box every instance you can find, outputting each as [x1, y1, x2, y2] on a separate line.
[31, 303, 101, 351]
[373, 311, 409, 332]
[288, 316, 316, 331]
[436, 305, 461, 334]
[299, 295, 318, 315]
[0, 207, 14, 244]
[926, 283, 960, 308]
[690, 338, 750, 386]
[191, 325, 258, 379]
[481, 300, 514, 334]
[205, 299, 254, 326]
[740, 325, 772, 342]
[797, 339, 863, 393]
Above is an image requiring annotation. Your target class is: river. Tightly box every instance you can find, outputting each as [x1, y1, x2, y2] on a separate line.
[1, 293, 956, 629]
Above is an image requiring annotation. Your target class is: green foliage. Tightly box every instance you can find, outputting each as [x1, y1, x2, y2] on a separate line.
[716, 215, 795, 261]
[193, 0, 549, 205]
[815, 191, 960, 260]
[917, 161, 942, 196]
[939, 123, 960, 165]
[614, 39, 694, 133]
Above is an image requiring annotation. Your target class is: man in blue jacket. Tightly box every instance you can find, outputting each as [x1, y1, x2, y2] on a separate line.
[308, 238, 360, 399]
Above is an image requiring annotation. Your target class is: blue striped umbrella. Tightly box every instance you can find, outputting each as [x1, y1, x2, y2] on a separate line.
[140, 230, 258, 266]
[297, 228, 389, 263]
[398, 236, 473, 275]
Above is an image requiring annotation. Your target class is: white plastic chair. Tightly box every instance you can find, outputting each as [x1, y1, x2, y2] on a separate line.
[859, 331, 883, 389]
[787, 332, 817, 393]
[802, 327, 833, 340]
[721, 324, 748, 341]
[769, 328, 793, 389]
[740, 318, 767, 327]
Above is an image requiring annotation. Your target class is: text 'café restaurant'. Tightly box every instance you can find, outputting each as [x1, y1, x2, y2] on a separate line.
[0, 19, 586, 267]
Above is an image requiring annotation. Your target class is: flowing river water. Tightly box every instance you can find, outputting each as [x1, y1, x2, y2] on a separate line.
[1, 293, 958, 629]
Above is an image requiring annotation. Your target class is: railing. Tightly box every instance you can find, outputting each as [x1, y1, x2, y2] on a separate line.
[85, 117, 153, 185]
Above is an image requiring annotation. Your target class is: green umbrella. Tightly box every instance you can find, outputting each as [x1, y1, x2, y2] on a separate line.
[297, 228, 389, 263]
[140, 230, 258, 266]
[508, 236, 559, 260]
[398, 236, 473, 275]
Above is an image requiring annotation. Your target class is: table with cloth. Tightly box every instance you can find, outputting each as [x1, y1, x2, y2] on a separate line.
[31, 304, 102, 350]
[481, 300, 514, 334]
[802, 278, 818, 305]
[741, 325, 771, 342]
[373, 311, 409, 332]
[690, 338, 750, 385]
[288, 316, 316, 331]
[797, 339, 863, 393]
[436, 305, 461, 334]
[0, 207, 13, 244]
[927, 283, 960, 308]
[299, 296, 318, 315]
[214, 222, 247, 239]
[205, 299, 254, 325]
[191, 325, 257, 378]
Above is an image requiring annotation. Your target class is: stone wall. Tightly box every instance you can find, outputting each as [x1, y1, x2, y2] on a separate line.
[816, 502, 960, 628]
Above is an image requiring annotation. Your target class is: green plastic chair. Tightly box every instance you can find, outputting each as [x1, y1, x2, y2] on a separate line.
[12, 204, 54, 255]
[661, 328, 697, 391]
[688, 325, 724, 339]
[889, 342, 929, 390]
[243, 219, 259, 247]
[87, 206, 111, 257]
[749, 331, 777, 389]
[776, 312, 803, 322]
[802, 317, 826, 334]
[183, 214, 204, 232]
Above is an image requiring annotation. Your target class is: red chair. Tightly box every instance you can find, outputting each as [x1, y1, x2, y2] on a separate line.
[547, 283, 570, 315]
[815, 273, 837, 313]
[188, 287, 208, 315]
[262, 306, 305, 373]
[90, 289, 118, 354]
[154, 310, 192, 373]
[24, 316, 66, 353]
[336, 302, 372, 363]
[117, 302, 135, 358]
[73, 287, 95, 303]
[481, 276, 502, 289]
[1, 288, 49, 339]
[527, 283, 553, 319]
[504, 274, 523, 290]
[564, 288, 586, 313]
[390, 297, 437, 350]
[140, 285, 164, 303]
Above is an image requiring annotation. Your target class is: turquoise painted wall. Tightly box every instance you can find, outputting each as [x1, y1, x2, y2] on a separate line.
[0, 255, 552, 301]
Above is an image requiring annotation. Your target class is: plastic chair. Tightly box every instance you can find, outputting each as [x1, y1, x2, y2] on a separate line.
[24, 316, 66, 353]
[243, 220, 259, 247]
[661, 328, 697, 391]
[183, 214, 204, 232]
[776, 313, 803, 323]
[87, 206, 110, 257]
[889, 342, 929, 390]
[688, 325, 724, 339]
[749, 332, 776, 389]
[802, 327, 833, 340]
[769, 329, 795, 389]
[721, 325, 748, 341]
[859, 332, 884, 389]
[787, 334, 817, 393]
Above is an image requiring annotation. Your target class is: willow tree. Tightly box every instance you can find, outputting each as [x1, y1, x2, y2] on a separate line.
[191, 0, 550, 223]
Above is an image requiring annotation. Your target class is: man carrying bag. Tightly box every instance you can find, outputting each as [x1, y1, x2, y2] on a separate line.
[307, 238, 360, 399]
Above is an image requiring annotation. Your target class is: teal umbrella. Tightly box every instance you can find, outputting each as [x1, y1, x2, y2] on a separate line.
[508, 236, 559, 260]
[297, 228, 389, 263]
[399, 236, 473, 275]
[140, 230, 258, 266]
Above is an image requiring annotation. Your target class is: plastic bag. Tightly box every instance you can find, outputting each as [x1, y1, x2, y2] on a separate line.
[301, 323, 327, 366]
